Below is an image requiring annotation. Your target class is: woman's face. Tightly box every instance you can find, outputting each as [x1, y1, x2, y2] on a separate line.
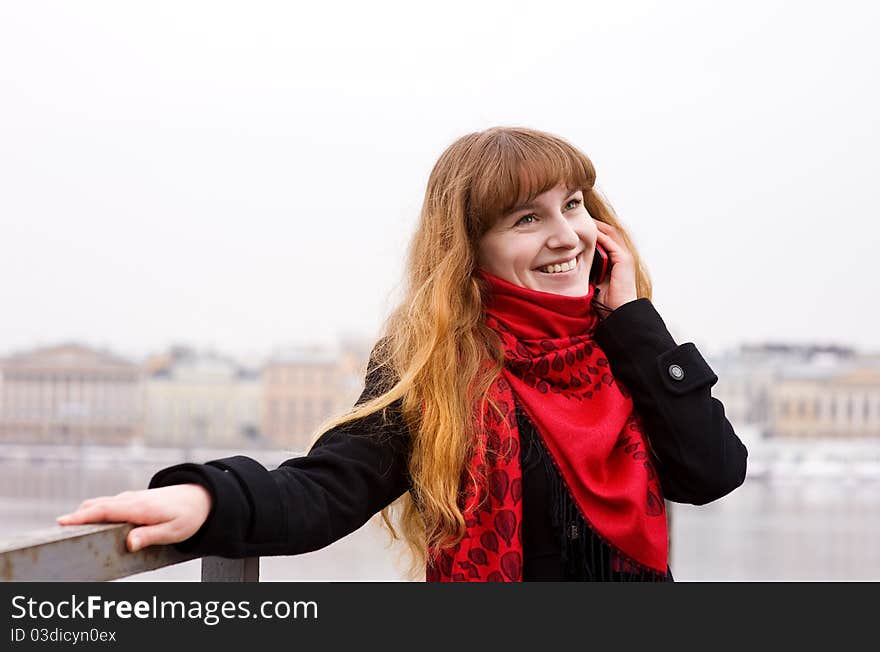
[476, 182, 598, 297]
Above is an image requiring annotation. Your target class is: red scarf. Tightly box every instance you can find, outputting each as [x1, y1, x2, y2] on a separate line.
[426, 270, 668, 581]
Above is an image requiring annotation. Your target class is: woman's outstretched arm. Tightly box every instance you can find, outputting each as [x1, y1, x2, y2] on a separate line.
[149, 403, 411, 558]
[594, 298, 748, 506]
[59, 346, 413, 558]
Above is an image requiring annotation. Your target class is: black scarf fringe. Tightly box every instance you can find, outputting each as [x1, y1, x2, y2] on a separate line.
[526, 411, 674, 582]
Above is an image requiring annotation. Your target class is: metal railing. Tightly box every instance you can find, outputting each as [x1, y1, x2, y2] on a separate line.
[0, 523, 259, 582]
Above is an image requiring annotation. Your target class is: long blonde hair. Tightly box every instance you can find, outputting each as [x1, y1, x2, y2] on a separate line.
[310, 126, 653, 581]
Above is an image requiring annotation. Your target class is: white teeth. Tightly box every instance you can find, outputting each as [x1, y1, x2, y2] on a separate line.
[538, 257, 577, 274]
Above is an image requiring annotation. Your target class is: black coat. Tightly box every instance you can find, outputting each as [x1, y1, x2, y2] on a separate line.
[149, 298, 748, 574]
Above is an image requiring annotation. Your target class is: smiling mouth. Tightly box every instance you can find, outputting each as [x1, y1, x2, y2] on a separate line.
[535, 253, 581, 275]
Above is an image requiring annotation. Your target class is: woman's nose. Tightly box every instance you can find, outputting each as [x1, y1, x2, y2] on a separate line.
[545, 214, 580, 249]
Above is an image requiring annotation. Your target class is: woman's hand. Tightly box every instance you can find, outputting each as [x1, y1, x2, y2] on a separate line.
[593, 219, 639, 312]
[56, 484, 212, 553]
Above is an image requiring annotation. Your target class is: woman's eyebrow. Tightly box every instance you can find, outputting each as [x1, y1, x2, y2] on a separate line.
[506, 187, 581, 215]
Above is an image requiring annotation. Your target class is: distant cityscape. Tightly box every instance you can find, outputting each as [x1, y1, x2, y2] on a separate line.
[0, 339, 878, 458]
[0, 338, 374, 451]
[711, 343, 880, 440]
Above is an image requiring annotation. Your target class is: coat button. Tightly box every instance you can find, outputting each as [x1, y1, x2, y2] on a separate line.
[668, 364, 685, 381]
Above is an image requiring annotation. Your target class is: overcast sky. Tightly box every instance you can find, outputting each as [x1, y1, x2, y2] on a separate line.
[1, 0, 877, 365]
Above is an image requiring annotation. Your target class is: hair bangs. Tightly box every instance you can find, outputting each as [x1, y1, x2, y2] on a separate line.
[467, 129, 596, 236]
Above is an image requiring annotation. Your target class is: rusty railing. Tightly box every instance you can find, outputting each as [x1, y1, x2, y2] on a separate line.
[0, 522, 259, 582]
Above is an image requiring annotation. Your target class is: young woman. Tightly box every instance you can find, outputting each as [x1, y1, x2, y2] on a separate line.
[57, 126, 748, 581]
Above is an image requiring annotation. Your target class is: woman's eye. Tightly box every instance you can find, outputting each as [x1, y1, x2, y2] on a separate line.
[514, 199, 581, 226]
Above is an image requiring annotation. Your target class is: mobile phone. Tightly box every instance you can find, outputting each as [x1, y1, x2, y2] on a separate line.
[589, 242, 610, 285]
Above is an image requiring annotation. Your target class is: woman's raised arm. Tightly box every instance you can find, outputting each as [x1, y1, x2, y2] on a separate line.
[593, 298, 748, 506]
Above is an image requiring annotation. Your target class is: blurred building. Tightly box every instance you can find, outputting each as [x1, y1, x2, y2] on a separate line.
[263, 339, 373, 451]
[770, 364, 880, 438]
[711, 343, 880, 439]
[337, 334, 378, 404]
[143, 347, 261, 448]
[0, 342, 141, 445]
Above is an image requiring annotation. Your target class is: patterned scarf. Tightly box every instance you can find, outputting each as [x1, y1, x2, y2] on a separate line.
[426, 269, 668, 581]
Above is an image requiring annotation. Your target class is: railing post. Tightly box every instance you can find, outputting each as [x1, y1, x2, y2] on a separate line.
[200, 556, 260, 582]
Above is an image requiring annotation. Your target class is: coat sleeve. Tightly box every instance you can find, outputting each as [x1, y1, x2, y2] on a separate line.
[148, 345, 413, 558]
[593, 298, 748, 506]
